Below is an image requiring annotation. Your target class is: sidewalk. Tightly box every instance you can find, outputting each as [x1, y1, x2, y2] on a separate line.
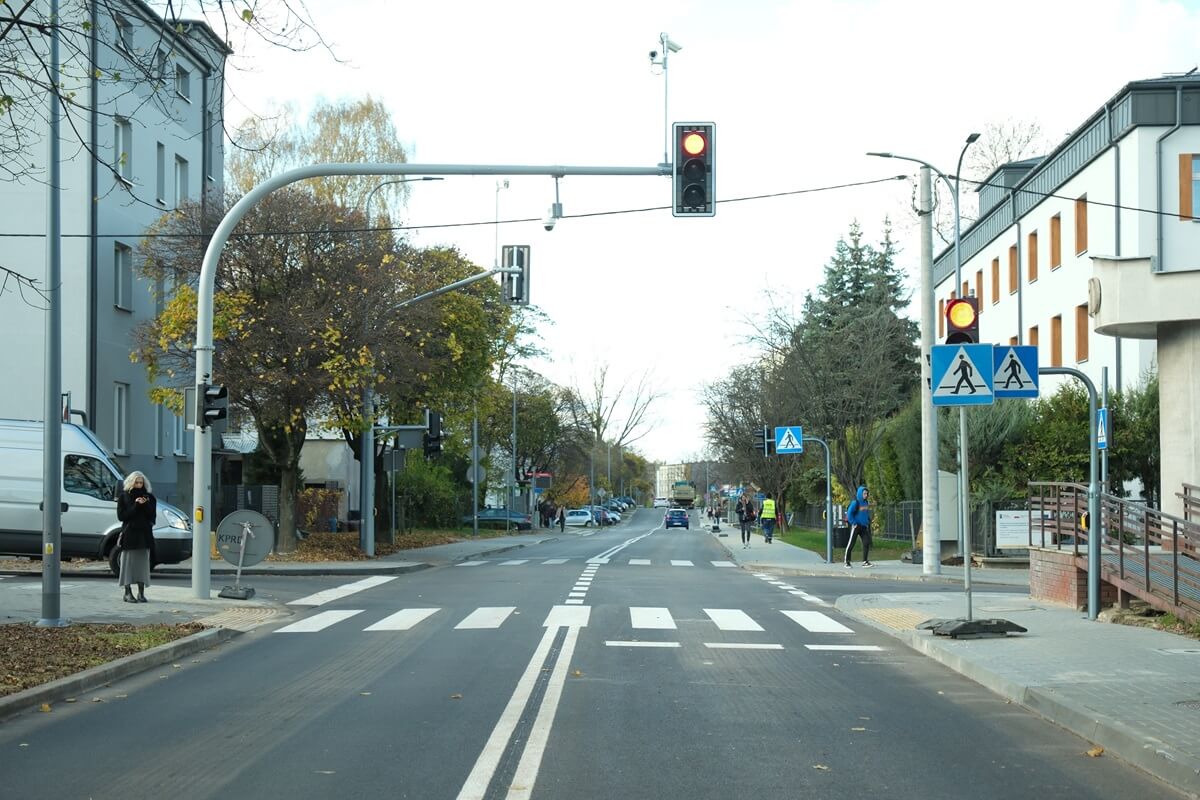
[708, 526, 1200, 796]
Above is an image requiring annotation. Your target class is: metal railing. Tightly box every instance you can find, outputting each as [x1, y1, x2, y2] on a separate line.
[1029, 482, 1200, 620]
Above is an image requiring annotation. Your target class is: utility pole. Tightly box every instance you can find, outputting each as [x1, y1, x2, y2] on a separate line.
[919, 167, 941, 575]
[509, 369, 517, 532]
[472, 400, 480, 537]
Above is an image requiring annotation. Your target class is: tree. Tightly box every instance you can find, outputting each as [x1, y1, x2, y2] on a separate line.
[565, 362, 662, 449]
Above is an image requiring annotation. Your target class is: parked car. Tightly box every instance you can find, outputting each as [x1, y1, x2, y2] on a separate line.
[0, 419, 192, 575]
[664, 508, 690, 530]
[461, 508, 532, 531]
[653, 497, 669, 508]
[564, 509, 594, 527]
[588, 506, 613, 525]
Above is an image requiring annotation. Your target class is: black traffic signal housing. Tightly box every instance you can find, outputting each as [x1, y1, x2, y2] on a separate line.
[197, 383, 228, 428]
[423, 410, 443, 458]
[945, 297, 979, 344]
[752, 425, 770, 457]
[501, 245, 530, 306]
[672, 122, 716, 217]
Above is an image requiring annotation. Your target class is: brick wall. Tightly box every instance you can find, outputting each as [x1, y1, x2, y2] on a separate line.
[1029, 547, 1117, 610]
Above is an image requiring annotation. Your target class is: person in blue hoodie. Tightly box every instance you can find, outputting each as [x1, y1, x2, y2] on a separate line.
[843, 485, 873, 568]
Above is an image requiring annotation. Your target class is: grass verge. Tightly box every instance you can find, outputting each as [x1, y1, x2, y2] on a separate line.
[777, 527, 914, 559]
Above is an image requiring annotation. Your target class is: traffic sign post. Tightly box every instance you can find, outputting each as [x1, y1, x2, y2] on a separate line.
[216, 510, 274, 600]
[774, 426, 804, 454]
[1097, 407, 1109, 451]
[931, 344, 995, 406]
[992, 346, 1039, 399]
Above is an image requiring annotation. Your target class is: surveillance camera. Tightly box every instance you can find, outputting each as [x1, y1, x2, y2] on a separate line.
[649, 49, 658, 60]
[662, 37, 682, 53]
[543, 212, 557, 232]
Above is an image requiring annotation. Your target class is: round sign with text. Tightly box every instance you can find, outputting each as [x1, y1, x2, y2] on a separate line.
[215, 510, 275, 567]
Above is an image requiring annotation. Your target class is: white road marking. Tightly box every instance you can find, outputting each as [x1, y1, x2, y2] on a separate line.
[704, 642, 784, 650]
[544, 605, 591, 628]
[704, 608, 764, 631]
[630, 607, 676, 629]
[455, 607, 516, 630]
[568, 592, 587, 598]
[628, 559, 652, 565]
[586, 558, 610, 565]
[499, 560, 529, 566]
[456, 560, 488, 567]
[564, 599, 585, 605]
[751, 573, 770, 577]
[805, 644, 883, 651]
[364, 608, 440, 631]
[275, 609, 363, 633]
[543, 559, 569, 565]
[781, 610, 854, 634]
[287, 576, 397, 607]
[605, 641, 680, 648]
[670, 560, 694, 567]
[711, 561, 737, 567]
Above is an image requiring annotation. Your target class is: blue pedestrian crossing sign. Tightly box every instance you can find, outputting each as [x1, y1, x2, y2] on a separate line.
[774, 426, 804, 454]
[1097, 407, 1109, 451]
[992, 345, 1039, 399]
[931, 344, 994, 406]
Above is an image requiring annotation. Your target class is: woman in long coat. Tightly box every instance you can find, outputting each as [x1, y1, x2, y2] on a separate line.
[116, 471, 156, 603]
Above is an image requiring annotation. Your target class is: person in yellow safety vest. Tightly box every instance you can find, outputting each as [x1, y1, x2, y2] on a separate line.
[761, 493, 777, 543]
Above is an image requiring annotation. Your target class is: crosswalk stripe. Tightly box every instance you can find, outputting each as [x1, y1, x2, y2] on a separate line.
[628, 559, 652, 565]
[364, 608, 440, 631]
[805, 644, 882, 652]
[455, 607, 516, 629]
[543, 559, 569, 565]
[704, 642, 784, 651]
[704, 608, 763, 631]
[456, 560, 488, 567]
[781, 610, 854, 634]
[606, 641, 679, 648]
[564, 599, 585, 605]
[670, 560, 694, 567]
[788, 590, 829, 606]
[276, 609, 363, 633]
[711, 561, 737, 567]
[630, 607, 676, 629]
[499, 560, 529, 566]
[287, 576, 397, 607]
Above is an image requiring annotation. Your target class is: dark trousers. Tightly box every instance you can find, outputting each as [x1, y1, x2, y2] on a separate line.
[844, 524, 871, 563]
[740, 519, 753, 543]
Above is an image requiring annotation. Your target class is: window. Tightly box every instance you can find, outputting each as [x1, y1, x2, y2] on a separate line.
[154, 404, 165, 458]
[1075, 303, 1089, 362]
[173, 413, 187, 456]
[938, 298, 945, 338]
[113, 243, 133, 311]
[991, 258, 1000, 303]
[112, 117, 132, 184]
[64, 455, 118, 501]
[115, 14, 133, 52]
[1050, 215, 1062, 269]
[1027, 231, 1038, 282]
[156, 50, 168, 82]
[962, 280, 968, 298]
[113, 383, 129, 454]
[175, 156, 189, 207]
[1050, 314, 1063, 366]
[975, 270, 983, 311]
[1009, 336, 1018, 346]
[1075, 196, 1088, 254]
[175, 64, 191, 100]
[1180, 154, 1198, 220]
[156, 142, 165, 204]
[1008, 246, 1018, 294]
[1029, 325, 1039, 347]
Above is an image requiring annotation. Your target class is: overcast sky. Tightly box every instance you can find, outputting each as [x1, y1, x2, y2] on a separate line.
[218, 0, 1200, 463]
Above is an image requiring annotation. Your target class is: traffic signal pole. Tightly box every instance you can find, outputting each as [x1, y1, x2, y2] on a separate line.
[918, 167, 941, 575]
[190, 162, 668, 598]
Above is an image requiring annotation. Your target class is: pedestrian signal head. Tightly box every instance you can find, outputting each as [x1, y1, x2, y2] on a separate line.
[945, 297, 979, 344]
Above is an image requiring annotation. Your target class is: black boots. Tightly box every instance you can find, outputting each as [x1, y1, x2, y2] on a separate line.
[123, 586, 136, 603]
[136, 583, 147, 603]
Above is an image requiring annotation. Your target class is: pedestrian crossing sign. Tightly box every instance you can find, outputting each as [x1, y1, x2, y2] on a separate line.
[1097, 407, 1109, 451]
[992, 345, 1039, 399]
[931, 344, 994, 406]
[774, 426, 804, 454]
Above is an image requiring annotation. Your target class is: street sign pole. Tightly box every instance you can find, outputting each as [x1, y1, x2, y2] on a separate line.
[803, 436, 833, 564]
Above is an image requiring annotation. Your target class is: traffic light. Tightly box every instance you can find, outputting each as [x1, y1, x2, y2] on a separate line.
[672, 122, 715, 217]
[752, 425, 770, 457]
[196, 383, 227, 428]
[423, 410, 443, 457]
[501, 245, 530, 306]
[944, 297, 979, 344]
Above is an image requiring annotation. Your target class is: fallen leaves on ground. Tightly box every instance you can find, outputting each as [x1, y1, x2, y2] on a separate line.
[1086, 746, 1105, 758]
[0, 622, 204, 697]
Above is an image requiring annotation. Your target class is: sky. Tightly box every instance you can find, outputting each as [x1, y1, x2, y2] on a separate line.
[214, 0, 1200, 463]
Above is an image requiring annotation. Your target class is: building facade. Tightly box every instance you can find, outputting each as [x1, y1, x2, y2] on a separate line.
[0, 1, 228, 506]
[934, 73, 1200, 396]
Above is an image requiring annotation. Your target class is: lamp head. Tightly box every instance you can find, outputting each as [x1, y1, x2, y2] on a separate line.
[966, 132, 981, 144]
[866, 151, 893, 158]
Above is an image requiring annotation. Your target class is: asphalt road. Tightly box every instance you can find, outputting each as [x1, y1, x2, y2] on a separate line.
[0, 509, 1183, 799]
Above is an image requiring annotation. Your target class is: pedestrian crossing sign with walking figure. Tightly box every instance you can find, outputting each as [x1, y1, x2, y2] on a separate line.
[775, 426, 803, 454]
[931, 344, 994, 406]
[992, 345, 1039, 399]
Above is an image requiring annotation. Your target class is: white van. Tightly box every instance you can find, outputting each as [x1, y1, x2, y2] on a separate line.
[0, 419, 192, 573]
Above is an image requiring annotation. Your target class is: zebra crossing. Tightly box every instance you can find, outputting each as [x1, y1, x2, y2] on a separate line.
[273, 603, 881, 652]
[452, 558, 738, 569]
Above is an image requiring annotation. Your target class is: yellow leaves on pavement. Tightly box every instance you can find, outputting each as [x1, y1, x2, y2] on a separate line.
[38, 703, 51, 713]
[1086, 746, 1105, 758]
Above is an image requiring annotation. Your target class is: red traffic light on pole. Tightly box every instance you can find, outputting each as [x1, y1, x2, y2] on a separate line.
[672, 122, 715, 217]
[945, 297, 979, 344]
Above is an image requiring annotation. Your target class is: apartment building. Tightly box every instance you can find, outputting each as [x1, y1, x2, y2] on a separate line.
[934, 72, 1200, 396]
[0, 1, 229, 506]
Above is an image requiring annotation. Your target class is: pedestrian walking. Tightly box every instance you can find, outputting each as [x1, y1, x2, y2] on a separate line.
[116, 471, 156, 602]
[736, 493, 755, 549]
[556, 505, 566, 533]
[761, 493, 777, 543]
[843, 485, 873, 568]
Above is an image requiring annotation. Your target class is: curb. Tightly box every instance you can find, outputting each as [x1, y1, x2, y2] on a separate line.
[0, 626, 239, 722]
[155, 561, 434, 578]
[837, 598, 1200, 798]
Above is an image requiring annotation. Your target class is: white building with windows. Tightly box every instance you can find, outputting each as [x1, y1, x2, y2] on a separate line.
[0, 1, 229, 507]
[934, 72, 1200, 399]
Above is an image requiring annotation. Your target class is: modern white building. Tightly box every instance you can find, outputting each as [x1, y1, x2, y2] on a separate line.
[934, 72, 1200, 396]
[0, 1, 228, 506]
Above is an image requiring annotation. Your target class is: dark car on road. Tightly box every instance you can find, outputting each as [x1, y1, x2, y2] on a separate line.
[461, 508, 533, 531]
[664, 508, 690, 530]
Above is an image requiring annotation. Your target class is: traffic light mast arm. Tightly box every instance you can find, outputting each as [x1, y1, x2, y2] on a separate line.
[393, 267, 521, 311]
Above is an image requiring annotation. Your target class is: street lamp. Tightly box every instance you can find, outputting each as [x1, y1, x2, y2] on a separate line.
[867, 133, 980, 602]
[359, 176, 443, 556]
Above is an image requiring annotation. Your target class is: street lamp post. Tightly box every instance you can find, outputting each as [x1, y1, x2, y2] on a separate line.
[868, 134, 980, 606]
